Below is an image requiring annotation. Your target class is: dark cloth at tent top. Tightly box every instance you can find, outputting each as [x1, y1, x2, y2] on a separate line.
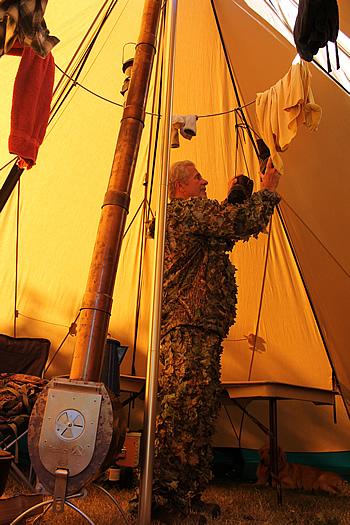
[293, 0, 339, 71]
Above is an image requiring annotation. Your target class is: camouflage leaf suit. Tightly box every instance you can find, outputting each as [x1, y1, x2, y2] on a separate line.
[152, 189, 281, 510]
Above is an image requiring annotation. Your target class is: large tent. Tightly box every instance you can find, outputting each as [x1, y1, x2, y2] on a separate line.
[0, 0, 350, 466]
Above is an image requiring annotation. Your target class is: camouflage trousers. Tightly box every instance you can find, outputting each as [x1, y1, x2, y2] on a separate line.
[152, 326, 223, 510]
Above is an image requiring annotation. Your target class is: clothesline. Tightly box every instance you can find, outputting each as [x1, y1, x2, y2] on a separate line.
[54, 63, 256, 119]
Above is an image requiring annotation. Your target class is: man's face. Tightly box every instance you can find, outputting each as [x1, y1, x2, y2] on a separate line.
[180, 165, 208, 199]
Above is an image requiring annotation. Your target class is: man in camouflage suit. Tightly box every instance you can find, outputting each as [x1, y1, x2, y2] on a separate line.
[151, 158, 281, 524]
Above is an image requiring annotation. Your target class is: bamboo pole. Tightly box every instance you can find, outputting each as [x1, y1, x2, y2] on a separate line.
[138, 0, 178, 523]
[70, 0, 162, 381]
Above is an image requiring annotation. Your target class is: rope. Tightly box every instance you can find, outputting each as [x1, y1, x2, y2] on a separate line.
[52, 0, 115, 99]
[247, 214, 274, 381]
[237, 213, 274, 443]
[281, 199, 350, 279]
[54, 61, 257, 120]
[49, 0, 122, 123]
[197, 100, 255, 119]
[17, 313, 70, 328]
[223, 404, 240, 443]
[276, 204, 350, 420]
[44, 313, 80, 375]
[127, 4, 165, 380]
[0, 157, 19, 172]
[210, 0, 259, 158]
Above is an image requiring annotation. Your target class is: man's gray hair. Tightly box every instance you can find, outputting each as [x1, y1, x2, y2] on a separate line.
[168, 160, 194, 199]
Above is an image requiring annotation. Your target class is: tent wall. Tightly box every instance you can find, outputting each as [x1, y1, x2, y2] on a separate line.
[210, 0, 350, 412]
[0, 0, 349, 454]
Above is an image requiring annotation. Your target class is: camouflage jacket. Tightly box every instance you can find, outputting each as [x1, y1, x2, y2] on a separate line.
[156, 189, 281, 339]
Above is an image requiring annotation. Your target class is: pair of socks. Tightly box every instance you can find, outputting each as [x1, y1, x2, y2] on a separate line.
[171, 114, 198, 148]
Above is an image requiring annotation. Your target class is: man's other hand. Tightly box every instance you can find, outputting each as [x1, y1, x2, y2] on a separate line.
[261, 157, 281, 192]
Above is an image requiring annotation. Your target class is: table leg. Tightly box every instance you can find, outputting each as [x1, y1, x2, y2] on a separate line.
[269, 398, 282, 504]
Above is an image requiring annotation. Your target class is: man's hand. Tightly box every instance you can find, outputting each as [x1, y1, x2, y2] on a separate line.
[227, 176, 238, 197]
[261, 157, 281, 192]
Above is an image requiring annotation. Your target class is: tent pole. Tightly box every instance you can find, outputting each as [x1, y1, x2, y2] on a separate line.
[138, 1, 178, 523]
[0, 163, 24, 214]
[69, 0, 162, 382]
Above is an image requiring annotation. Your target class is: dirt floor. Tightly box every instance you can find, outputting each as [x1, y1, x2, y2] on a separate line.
[2, 470, 350, 525]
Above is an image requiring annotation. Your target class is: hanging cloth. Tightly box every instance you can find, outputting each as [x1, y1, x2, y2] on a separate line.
[255, 61, 322, 175]
[293, 0, 340, 72]
[1, 2, 59, 168]
[8, 41, 55, 169]
[0, 0, 59, 58]
[171, 115, 198, 148]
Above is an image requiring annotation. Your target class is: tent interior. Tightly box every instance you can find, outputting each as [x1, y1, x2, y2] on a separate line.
[1, 0, 350, 481]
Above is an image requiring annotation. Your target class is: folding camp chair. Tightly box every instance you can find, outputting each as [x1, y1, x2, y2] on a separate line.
[0, 335, 50, 492]
[0, 334, 50, 377]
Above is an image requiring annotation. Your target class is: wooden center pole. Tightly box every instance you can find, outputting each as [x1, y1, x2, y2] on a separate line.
[70, 0, 162, 381]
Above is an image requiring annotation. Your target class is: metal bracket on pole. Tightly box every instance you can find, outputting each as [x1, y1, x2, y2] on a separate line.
[52, 468, 68, 513]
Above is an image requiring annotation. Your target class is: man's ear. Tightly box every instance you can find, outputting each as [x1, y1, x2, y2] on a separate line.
[174, 179, 185, 197]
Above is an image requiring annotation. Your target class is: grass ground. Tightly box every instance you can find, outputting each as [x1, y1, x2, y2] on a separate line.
[2, 470, 350, 525]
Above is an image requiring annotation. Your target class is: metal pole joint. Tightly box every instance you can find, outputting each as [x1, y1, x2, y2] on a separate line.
[121, 104, 146, 125]
[102, 190, 130, 211]
[81, 292, 113, 315]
